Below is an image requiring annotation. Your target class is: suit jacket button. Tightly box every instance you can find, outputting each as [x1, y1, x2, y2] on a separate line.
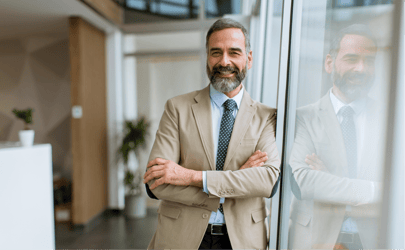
[202, 214, 209, 219]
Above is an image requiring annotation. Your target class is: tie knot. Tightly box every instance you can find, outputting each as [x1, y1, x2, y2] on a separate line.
[223, 99, 237, 111]
[341, 106, 355, 118]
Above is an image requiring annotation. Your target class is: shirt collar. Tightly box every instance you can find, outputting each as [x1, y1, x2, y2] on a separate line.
[210, 84, 244, 110]
[329, 88, 367, 116]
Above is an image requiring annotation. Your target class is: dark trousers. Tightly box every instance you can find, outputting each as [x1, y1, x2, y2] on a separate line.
[199, 226, 232, 249]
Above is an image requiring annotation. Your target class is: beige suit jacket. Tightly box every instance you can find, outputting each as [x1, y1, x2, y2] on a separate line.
[147, 85, 280, 249]
[288, 94, 384, 249]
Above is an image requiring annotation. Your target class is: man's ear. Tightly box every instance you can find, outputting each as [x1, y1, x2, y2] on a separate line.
[248, 50, 253, 69]
[325, 54, 333, 74]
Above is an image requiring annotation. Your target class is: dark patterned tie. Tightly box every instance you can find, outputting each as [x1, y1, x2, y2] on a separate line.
[216, 99, 237, 214]
[340, 106, 357, 179]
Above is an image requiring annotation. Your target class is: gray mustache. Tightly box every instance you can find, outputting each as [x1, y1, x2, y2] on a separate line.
[213, 66, 238, 74]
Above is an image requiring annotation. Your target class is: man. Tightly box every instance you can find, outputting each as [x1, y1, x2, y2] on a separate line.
[288, 24, 384, 249]
[143, 18, 280, 249]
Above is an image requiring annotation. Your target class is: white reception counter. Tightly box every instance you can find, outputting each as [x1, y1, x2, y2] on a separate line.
[0, 143, 55, 249]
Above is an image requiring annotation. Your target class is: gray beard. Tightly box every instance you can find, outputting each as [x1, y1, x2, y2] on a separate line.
[331, 68, 374, 101]
[207, 62, 247, 93]
[211, 76, 241, 93]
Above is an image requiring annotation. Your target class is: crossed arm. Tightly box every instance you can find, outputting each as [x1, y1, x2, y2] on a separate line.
[143, 150, 269, 190]
[142, 99, 279, 209]
[290, 114, 381, 205]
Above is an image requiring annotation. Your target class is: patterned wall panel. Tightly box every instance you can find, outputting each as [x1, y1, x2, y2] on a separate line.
[0, 35, 72, 178]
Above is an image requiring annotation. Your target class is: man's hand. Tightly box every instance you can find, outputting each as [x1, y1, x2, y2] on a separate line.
[143, 158, 202, 190]
[240, 150, 268, 170]
[305, 153, 328, 172]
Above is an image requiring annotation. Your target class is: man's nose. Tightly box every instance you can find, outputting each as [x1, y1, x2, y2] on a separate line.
[353, 59, 365, 72]
[219, 53, 231, 66]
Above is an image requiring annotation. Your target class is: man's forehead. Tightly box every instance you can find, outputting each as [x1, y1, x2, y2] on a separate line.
[208, 28, 246, 48]
[338, 34, 377, 55]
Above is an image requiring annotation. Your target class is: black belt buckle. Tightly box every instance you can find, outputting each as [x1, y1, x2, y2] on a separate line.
[210, 224, 225, 235]
[340, 232, 354, 243]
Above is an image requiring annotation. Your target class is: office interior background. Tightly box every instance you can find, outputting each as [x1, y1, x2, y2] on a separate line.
[0, 0, 403, 249]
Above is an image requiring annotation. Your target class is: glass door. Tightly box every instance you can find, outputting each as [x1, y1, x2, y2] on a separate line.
[272, 0, 401, 248]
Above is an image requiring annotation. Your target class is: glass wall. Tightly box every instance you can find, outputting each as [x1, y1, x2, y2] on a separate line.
[275, 0, 395, 248]
[116, 0, 249, 23]
[120, 0, 403, 247]
[205, 0, 242, 18]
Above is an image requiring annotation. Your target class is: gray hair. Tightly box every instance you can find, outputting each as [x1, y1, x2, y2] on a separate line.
[329, 24, 378, 59]
[206, 18, 251, 55]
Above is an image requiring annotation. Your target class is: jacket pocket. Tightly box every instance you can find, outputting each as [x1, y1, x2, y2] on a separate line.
[158, 203, 181, 219]
[295, 212, 311, 226]
[251, 208, 267, 223]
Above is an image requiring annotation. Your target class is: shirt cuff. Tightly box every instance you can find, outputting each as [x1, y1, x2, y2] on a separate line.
[371, 181, 383, 203]
[203, 171, 209, 194]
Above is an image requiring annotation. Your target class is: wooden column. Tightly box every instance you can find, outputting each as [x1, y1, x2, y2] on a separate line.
[69, 17, 108, 225]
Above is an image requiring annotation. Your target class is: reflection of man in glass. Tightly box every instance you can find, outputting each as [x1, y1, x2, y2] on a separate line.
[288, 25, 383, 249]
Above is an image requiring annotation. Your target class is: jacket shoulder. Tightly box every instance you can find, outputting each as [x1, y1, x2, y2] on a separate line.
[251, 100, 277, 118]
[164, 89, 205, 113]
[167, 90, 199, 105]
[296, 98, 323, 119]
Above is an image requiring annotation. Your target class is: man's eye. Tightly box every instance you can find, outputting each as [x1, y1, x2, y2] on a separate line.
[365, 58, 375, 64]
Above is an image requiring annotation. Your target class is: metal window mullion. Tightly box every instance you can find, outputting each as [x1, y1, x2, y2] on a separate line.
[268, 0, 294, 249]
[274, 0, 305, 248]
[260, 0, 275, 104]
[249, 0, 268, 101]
[379, 0, 405, 248]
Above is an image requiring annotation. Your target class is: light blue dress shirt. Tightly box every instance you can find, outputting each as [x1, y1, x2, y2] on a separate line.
[330, 89, 364, 233]
[202, 84, 244, 225]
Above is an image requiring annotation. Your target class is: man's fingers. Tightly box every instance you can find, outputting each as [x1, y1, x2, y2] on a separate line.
[253, 155, 268, 166]
[308, 153, 323, 164]
[240, 151, 268, 169]
[248, 151, 267, 162]
[149, 177, 166, 190]
[247, 150, 261, 161]
[249, 155, 268, 168]
[147, 158, 167, 168]
[306, 154, 316, 161]
[305, 158, 314, 165]
[143, 169, 165, 183]
[143, 165, 165, 181]
[309, 163, 320, 170]
[146, 158, 159, 168]
[314, 157, 324, 165]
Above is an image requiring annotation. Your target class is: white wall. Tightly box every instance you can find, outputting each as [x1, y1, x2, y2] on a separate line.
[123, 31, 203, 208]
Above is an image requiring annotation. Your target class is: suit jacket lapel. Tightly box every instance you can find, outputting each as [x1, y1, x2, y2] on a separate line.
[191, 86, 216, 170]
[224, 89, 256, 170]
[318, 94, 348, 176]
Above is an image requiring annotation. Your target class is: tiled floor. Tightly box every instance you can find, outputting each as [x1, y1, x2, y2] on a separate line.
[55, 208, 158, 249]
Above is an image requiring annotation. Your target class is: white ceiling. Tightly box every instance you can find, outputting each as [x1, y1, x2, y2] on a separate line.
[0, 0, 117, 40]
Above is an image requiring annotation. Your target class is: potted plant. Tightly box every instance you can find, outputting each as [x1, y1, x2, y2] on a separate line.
[12, 108, 35, 147]
[117, 117, 149, 218]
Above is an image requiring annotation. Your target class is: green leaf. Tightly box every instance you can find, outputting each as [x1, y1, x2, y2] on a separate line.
[12, 108, 33, 125]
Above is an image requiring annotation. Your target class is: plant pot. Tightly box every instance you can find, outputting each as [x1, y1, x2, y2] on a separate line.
[19, 130, 35, 147]
[125, 194, 147, 219]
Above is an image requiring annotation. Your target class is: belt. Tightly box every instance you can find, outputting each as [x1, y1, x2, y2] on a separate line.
[336, 231, 363, 249]
[338, 232, 357, 243]
[206, 224, 227, 235]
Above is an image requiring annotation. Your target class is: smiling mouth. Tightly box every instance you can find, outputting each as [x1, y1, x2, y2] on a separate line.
[347, 78, 366, 85]
[216, 71, 236, 77]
